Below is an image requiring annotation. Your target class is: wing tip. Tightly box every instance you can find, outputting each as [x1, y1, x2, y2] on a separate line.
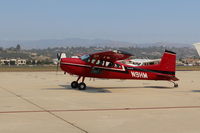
[114, 50, 133, 56]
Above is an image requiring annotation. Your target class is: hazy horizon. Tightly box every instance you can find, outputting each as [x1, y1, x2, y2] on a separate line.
[0, 0, 200, 44]
[0, 38, 194, 49]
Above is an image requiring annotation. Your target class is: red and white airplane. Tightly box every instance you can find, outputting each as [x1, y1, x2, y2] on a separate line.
[57, 50, 179, 90]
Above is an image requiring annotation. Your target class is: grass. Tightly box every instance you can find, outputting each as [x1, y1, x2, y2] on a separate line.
[176, 66, 200, 71]
[0, 65, 59, 72]
[0, 65, 200, 72]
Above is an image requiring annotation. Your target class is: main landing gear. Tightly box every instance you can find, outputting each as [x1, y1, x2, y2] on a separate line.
[170, 80, 178, 88]
[71, 76, 87, 90]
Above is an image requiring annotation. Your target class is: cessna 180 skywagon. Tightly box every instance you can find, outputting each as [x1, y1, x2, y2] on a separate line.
[57, 50, 179, 90]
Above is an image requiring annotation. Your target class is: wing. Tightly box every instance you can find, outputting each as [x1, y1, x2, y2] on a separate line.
[90, 50, 133, 62]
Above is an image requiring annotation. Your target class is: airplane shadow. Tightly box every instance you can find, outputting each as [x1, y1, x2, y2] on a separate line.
[144, 86, 173, 89]
[192, 90, 200, 93]
[87, 86, 173, 90]
[44, 85, 173, 93]
[45, 85, 111, 93]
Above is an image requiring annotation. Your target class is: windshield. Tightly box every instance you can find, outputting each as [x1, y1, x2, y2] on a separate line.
[80, 54, 90, 62]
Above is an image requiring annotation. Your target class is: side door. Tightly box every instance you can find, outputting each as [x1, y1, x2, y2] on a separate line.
[90, 59, 104, 74]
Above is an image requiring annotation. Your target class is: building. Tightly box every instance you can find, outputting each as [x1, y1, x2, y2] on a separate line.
[181, 57, 200, 66]
[0, 59, 10, 65]
[17, 59, 26, 65]
[0, 58, 26, 66]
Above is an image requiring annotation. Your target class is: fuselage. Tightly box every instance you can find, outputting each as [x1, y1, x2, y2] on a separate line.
[60, 57, 175, 81]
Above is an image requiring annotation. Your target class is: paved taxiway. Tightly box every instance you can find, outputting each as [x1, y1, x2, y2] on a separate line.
[0, 71, 200, 133]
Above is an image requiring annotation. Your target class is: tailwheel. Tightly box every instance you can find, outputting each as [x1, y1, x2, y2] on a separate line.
[78, 82, 86, 90]
[174, 83, 178, 88]
[71, 81, 78, 88]
[170, 80, 178, 88]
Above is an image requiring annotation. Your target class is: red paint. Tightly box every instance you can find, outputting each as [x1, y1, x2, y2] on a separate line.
[60, 50, 179, 81]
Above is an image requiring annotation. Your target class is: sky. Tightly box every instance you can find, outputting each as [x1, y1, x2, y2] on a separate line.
[0, 0, 200, 43]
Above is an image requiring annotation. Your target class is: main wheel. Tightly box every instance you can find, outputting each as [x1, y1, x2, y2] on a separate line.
[71, 81, 78, 88]
[78, 82, 86, 90]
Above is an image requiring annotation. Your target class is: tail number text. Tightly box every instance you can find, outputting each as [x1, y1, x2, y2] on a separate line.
[131, 72, 148, 78]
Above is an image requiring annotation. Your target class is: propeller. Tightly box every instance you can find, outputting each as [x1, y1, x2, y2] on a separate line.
[56, 53, 61, 74]
[56, 52, 67, 74]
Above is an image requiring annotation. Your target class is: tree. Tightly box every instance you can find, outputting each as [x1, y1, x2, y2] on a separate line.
[16, 44, 21, 51]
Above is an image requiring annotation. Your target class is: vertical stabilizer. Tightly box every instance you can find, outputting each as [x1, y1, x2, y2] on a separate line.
[159, 50, 176, 75]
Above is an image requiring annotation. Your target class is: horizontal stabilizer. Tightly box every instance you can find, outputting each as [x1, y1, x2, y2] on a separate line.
[157, 74, 179, 81]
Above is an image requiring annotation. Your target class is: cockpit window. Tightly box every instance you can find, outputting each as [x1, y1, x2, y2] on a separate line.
[96, 60, 104, 66]
[80, 54, 90, 62]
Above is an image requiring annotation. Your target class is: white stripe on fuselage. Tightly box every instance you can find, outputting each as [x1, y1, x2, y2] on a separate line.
[61, 62, 126, 71]
[61, 62, 91, 67]
[93, 65, 126, 71]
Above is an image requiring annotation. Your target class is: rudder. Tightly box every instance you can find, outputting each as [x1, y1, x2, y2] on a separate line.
[159, 50, 176, 75]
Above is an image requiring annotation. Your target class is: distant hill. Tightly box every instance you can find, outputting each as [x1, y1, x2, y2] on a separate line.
[0, 38, 191, 49]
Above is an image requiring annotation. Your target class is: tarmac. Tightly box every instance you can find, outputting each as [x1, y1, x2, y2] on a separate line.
[0, 71, 200, 133]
